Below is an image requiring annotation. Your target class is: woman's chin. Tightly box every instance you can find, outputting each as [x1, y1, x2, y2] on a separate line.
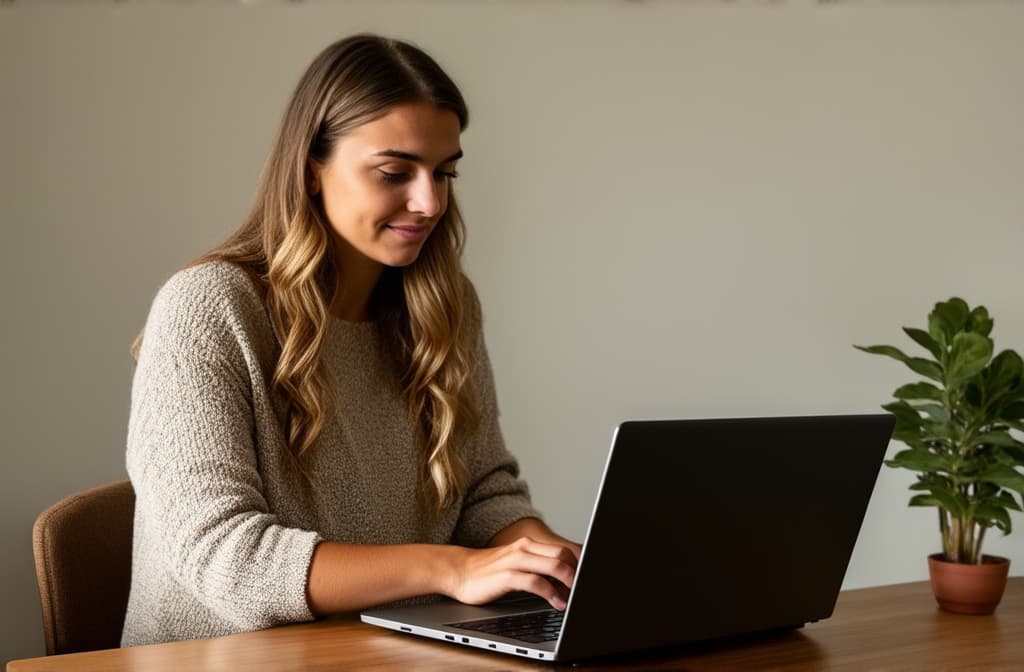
[379, 250, 424, 269]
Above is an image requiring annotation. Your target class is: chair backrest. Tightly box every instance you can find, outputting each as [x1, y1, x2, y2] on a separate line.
[32, 480, 135, 655]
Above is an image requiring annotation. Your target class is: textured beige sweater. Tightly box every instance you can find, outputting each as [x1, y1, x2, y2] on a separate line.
[121, 261, 540, 646]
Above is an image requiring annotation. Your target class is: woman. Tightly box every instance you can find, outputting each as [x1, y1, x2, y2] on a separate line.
[122, 34, 579, 646]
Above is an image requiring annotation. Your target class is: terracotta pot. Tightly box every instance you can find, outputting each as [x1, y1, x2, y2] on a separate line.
[927, 553, 1011, 615]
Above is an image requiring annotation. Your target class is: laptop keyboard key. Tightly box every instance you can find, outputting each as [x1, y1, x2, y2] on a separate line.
[449, 609, 565, 644]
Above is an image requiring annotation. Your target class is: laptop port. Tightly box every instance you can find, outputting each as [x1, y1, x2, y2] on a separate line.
[516, 648, 528, 655]
[444, 635, 454, 641]
[400, 627, 411, 632]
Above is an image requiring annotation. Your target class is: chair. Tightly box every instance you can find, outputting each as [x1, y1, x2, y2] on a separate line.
[32, 480, 135, 655]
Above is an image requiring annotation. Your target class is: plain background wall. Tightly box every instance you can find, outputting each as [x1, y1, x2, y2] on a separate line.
[3, 0, 1023, 664]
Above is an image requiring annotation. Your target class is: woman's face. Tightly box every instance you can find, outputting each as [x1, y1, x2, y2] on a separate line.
[311, 101, 462, 272]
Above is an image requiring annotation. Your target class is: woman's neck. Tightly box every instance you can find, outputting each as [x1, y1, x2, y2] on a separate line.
[329, 243, 384, 322]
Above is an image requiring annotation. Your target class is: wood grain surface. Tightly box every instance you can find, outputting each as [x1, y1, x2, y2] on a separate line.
[8, 578, 1022, 671]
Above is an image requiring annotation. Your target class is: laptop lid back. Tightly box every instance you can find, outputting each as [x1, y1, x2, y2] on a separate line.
[556, 414, 894, 661]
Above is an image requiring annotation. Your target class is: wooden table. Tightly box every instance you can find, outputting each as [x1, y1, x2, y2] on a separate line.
[8, 578, 1023, 671]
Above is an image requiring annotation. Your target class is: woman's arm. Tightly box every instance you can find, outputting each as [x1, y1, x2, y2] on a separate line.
[306, 535, 578, 614]
[128, 266, 323, 635]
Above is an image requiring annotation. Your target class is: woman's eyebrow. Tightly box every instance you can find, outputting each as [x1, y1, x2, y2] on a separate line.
[373, 149, 464, 163]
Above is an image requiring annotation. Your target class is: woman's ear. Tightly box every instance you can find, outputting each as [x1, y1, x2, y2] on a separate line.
[307, 161, 322, 196]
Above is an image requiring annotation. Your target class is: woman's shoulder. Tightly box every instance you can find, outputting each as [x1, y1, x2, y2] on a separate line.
[460, 272, 483, 329]
[146, 260, 269, 343]
[155, 261, 262, 315]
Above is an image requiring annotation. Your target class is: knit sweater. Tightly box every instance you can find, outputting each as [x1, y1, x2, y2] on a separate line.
[121, 261, 540, 646]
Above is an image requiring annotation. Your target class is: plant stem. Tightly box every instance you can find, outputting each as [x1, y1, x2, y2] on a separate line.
[963, 519, 975, 563]
[974, 526, 987, 564]
[950, 517, 961, 563]
[939, 509, 950, 558]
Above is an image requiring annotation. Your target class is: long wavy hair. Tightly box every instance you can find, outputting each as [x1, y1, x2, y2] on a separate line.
[132, 34, 478, 513]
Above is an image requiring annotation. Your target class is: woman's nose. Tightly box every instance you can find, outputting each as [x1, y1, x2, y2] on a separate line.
[407, 174, 443, 217]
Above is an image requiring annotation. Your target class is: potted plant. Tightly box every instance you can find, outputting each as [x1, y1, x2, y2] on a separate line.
[856, 297, 1024, 614]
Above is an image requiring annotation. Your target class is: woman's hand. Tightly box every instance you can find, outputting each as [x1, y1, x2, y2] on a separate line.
[306, 519, 582, 616]
[489, 517, 583, 566]
[446, 537, 579, 610]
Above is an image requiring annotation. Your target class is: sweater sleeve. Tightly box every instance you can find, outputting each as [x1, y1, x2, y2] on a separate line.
[126, 268, 321, 631]
[451, 281, 543, 548]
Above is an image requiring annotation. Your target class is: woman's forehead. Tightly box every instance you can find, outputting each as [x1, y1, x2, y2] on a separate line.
[342, 102, 462, 162]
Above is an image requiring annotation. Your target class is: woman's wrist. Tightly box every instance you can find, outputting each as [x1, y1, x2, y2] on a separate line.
[434, 543, 467, 599]
[308, 541, 471, 615]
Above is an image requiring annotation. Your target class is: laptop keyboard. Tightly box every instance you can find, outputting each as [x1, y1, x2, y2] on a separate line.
[449, 608, 564, 644]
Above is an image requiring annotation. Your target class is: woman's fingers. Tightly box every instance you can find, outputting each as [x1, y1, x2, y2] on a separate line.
[503, 571, 569, 610]
[451, 538, 581, 609]
[499, 542, 576, 590]
[513, 537, 581, 570]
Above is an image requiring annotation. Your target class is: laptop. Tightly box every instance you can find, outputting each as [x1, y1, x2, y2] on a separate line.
[361, 414, 895, 662]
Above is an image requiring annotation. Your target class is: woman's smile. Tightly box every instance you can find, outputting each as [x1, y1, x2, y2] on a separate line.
[384, 222, 432, 242]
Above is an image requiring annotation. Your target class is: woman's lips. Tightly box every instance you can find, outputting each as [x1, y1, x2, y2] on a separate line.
[386, 224, 429, 242]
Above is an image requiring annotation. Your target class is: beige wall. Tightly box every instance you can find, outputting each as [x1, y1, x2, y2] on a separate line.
[3, 0, 1023, 664]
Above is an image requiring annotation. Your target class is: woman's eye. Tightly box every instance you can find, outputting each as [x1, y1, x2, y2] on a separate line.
[377, 168, 458, 184]
[378, 170, 410, 184]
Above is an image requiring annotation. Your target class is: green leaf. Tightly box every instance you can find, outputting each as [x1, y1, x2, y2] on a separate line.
[919, 484, 967, 517]
[985, 351, 1023, 401]
[910, 475, 953, 491]
[1003, 402, 1024, 421]
[913, 403, 949, 422]
[887, 448, 950, 472]
[922, 419, 958, 442]
[882, 402, 928, 443]
[894, 382, 944, 402]
[929, 313, 954, 350]
[933, 298, 970, 333]
[996, 491, 1022, 512]
[947, 332, 994, 385]
[965, 382, 984, 408]
[903, 327, 944, 360]
[950, 334, 994, 385]
[897, 436, 932, 451]
[883, 400, 924, 425]
[998, 444, 1024, 464]
[909, 494, 941, 508]
[976, 465, 1024, 496]
[892, 428, 925, 444]
[974, 502, 1012, 534]
[991, 350, 1022, 384]
[968, 306, 994, 337]
[907, 358, 945, 383]
[976, 482, 1000, 498]
[856, 345, 944, 382]
[856, 344, 906, 362]
[970, 431, 1020, 449]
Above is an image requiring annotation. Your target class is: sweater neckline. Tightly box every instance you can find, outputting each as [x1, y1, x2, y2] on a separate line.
[324, 316, 379, 343]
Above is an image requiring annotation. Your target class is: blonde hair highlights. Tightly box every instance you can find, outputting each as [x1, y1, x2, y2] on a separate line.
[133, 34, 476, 512]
